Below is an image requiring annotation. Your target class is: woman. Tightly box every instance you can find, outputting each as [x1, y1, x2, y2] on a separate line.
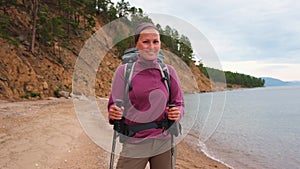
[108, 22, 184, 169]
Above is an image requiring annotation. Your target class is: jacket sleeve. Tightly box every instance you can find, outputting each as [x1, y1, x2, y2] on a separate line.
[107, 65, 125, 124]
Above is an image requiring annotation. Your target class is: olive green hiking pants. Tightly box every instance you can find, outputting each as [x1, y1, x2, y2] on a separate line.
[116, 138, 175, 169]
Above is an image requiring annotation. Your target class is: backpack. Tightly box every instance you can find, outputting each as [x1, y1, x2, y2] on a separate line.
[122, 48, 171, 102]
[116, 48, 180, 143]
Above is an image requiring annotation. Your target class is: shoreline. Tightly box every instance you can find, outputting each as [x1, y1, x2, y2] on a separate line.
[0, 98, 231, 169]
[185, 132, 234, 169]
[199, 144, 234, 169]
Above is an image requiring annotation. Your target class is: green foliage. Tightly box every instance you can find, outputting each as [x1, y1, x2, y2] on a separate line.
[0, 0, 18, 9]
[21, 92, 41, 99]
[160, 25, 193, 66]
[56, 57, 64, 65]
[21, 93, 30, 99]
[198, 65, 265, 87]
[178, 35, 193, 66]
[112, 9, 195, 67]
[0, 14, 10, 35]
[225, 71, 265, 87]
[64, 84, 70, 89]
[114, 36, 134, 57]
[116, 0, 131, 17]
[198, 64, 209, 77]
[37, 8, 66, 45]
[30, 92, 41, 97]
[130, 12, 152, 26]
[0, 13, 20, 46]
[54, 88, 60, 97]
[29, 0, 97, 49]
[95, 0, 110, 14]
[53, 83, 63, 97]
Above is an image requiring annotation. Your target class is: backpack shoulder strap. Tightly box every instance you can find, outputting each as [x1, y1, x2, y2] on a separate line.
[123, 62, 135, 112]
[158, 62, 171, 103]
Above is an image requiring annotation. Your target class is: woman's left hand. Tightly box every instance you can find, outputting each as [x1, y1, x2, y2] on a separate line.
[166, 106, 181, 121]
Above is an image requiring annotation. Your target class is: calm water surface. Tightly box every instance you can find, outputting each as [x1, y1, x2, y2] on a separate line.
[183, 86, 300, 169]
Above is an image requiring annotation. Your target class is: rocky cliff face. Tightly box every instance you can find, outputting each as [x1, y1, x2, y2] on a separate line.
[0, 35, 214, 100]
[0, 42, 214, 101]
[0, 9, 213, 100]
[0, 38, 74, 100]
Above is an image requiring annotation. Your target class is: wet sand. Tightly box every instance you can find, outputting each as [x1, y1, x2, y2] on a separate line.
[0, 98, 231, 169]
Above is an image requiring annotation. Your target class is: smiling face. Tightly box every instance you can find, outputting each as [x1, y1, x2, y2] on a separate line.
[135, 28, 161, 61]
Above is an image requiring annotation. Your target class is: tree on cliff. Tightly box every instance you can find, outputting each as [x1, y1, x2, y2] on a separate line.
[30, 0, 39, 53]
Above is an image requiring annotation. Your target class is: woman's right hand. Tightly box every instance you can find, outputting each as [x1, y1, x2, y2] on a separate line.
[109, 105, 123, 120]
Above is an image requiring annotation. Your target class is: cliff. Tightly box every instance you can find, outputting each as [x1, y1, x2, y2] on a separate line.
[0, 6, 214, 101]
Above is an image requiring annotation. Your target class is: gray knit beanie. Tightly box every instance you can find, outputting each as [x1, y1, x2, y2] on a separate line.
[134, 22, 158, 44]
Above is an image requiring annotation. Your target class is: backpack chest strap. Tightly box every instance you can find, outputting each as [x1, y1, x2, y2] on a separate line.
[124, 121, 170, 137]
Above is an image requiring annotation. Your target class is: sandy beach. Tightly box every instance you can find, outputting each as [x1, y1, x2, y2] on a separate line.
[0, 98, 231, 169]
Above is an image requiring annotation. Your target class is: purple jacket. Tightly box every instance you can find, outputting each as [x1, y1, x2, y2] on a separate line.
[108, 56, 184, 141]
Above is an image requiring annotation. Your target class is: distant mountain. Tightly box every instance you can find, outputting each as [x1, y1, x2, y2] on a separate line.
[262, 77, 300, 87]
[262, 77, 288, 86]
[286, 81, 300, 86]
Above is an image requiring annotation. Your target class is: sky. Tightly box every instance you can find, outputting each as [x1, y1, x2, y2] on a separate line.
[112, 0, 300, 81]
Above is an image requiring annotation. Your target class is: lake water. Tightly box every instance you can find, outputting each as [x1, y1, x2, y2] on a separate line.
[183, 86, 300, 169]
